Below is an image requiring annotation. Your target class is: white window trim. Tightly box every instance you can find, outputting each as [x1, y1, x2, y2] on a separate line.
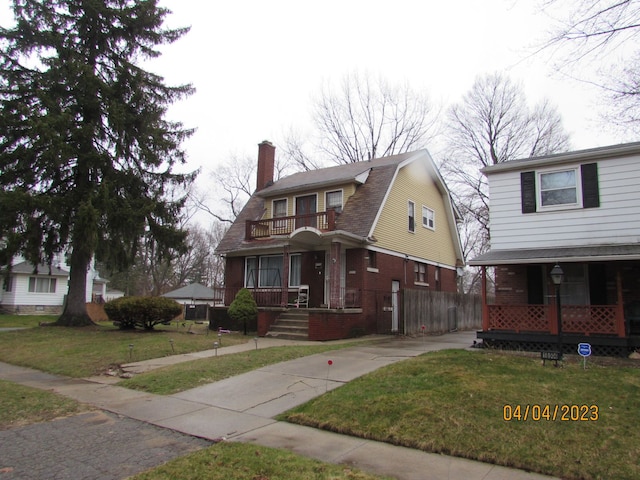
[289, 253, 302, 288]
[272, 198, 288, 217]
[537, 167, 582, 211]
[245, 257, 257, 288]
[422, 205, 435, 230]
[258, 254, 284, 288]
[325, 189, 343, 213]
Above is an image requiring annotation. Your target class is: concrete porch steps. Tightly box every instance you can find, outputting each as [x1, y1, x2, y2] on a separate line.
[266, 310, 309, 340]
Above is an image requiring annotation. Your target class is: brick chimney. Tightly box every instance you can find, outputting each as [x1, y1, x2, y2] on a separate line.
[256, 140, 275, 191]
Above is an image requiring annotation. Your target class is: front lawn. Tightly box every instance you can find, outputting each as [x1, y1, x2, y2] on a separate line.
[0, 380, 89, 430]
[130, 442, 390, 480]
[0, 317, 247, 377]
[280, 349, 640, 480]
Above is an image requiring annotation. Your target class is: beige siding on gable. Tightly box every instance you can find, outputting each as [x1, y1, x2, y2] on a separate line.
[372, 162, 458, 267]
[264, 183, 358, 218]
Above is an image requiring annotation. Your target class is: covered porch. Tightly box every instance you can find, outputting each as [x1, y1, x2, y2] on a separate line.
[471, 245, 640, 355]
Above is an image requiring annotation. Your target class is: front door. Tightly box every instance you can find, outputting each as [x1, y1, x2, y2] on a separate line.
[296, 195, 317, 228]
[391, 280, 400, 332]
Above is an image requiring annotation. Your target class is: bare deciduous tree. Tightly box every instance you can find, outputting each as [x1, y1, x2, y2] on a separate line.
[313, 72, 439, 164]
[538, 0, 640, 128]
[441, 73, 571, 290]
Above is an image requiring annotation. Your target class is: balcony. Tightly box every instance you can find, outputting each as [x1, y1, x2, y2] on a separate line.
[246, 210, 337, 240]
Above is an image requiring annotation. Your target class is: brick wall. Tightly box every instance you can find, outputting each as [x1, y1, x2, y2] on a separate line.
[308, 310, 366, 341]
[495, 265, 530, 304]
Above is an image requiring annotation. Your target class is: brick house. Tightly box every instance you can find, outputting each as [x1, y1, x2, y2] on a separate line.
[470, 142, 640, 355]
[214, 141, 464, 340]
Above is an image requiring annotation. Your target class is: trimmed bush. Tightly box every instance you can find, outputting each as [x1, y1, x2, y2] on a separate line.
[104, 296, 182, 330]
[227, 288, 258, 335]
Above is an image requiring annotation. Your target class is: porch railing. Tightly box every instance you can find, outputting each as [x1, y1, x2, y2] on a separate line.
[246, 210, 337, 240]
[486, 304, 622, 335]
[212, 286, 361, 308]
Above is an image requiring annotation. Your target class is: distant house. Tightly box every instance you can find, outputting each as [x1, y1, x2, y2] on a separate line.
[214, 141, 464, 340]
[469, 142, 640, 355]
[1, 258, 108, 314]
[162, 282, 218, 320]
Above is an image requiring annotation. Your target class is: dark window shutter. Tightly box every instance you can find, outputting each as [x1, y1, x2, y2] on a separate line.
[581, 163, 600, 208]
[521, 171, 536, 213]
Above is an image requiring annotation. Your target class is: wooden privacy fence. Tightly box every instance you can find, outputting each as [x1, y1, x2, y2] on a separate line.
[403, 289, 482, 334]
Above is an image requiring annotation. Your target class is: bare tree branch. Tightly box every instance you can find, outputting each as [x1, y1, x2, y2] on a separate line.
[313, 71, 440, 164]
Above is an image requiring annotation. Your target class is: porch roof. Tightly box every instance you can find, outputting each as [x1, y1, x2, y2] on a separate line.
[469, 244, 640, 266]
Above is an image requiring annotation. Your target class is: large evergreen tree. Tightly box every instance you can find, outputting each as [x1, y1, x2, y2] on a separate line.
[0, 0, 196, 326]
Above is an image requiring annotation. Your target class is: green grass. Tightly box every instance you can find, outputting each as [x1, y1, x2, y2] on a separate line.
[130, 442, 391, 480]
[0, 379, 88, 430]
[0, 314, 55, 328]
[279, 349, 640, 480]
[120, 343, 368, 395]
[0, 317, 248, 377]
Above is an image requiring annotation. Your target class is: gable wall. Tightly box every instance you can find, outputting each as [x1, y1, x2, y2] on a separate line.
[488, 155, 640, 250]
[372, 162, 458, 267]
[264, 183, 358, 218]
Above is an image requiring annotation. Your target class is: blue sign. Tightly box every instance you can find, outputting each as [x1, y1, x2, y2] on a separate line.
[578, 343, 592, 357]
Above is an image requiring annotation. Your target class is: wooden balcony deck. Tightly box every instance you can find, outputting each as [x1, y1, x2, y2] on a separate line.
[246, 210, 337, 240]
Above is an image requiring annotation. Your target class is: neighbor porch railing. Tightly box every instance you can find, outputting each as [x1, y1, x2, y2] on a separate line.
[246, 210, 337, 240]
[485, 304, 624, 336]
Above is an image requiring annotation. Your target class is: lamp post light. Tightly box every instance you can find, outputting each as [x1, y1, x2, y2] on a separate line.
[550, 264, 564, 361]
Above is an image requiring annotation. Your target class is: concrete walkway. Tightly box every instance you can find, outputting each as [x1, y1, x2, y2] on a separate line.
[0, 331, 557, 480]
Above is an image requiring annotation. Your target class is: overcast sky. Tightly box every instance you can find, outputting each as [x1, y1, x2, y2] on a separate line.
[1, 1, 636, 179]
[150, 0, 635, 174]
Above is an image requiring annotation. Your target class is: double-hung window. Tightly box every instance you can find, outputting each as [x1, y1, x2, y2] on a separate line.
[325, 190, 343, 213]
[539, 169, 578, 207]
[272, 199, 288, 231]
[414, 262, 427, 284]
[422, 206, 435, 230]
[408, 201, 415, 233]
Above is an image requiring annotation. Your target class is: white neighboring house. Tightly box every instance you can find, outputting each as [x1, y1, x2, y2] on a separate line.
[1, 257, 108, 314]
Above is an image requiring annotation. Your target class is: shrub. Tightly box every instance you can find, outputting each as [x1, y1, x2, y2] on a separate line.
[104, 296, 182, 330]
[227, 288, 257, 335]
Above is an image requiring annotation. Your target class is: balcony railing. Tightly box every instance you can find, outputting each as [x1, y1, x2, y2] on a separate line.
[246, 210, 337, 240]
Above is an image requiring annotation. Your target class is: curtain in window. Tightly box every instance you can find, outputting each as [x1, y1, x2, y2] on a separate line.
[259, 256, 283, 287]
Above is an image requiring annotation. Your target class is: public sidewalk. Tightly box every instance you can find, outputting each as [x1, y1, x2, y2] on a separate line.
[0, 331, 557, 480]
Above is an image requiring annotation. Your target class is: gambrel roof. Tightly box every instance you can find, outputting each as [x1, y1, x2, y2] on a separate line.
[216, 149, 462, 262]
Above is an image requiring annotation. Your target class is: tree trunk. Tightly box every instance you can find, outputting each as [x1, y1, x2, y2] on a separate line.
[55, 250, 95, 327]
